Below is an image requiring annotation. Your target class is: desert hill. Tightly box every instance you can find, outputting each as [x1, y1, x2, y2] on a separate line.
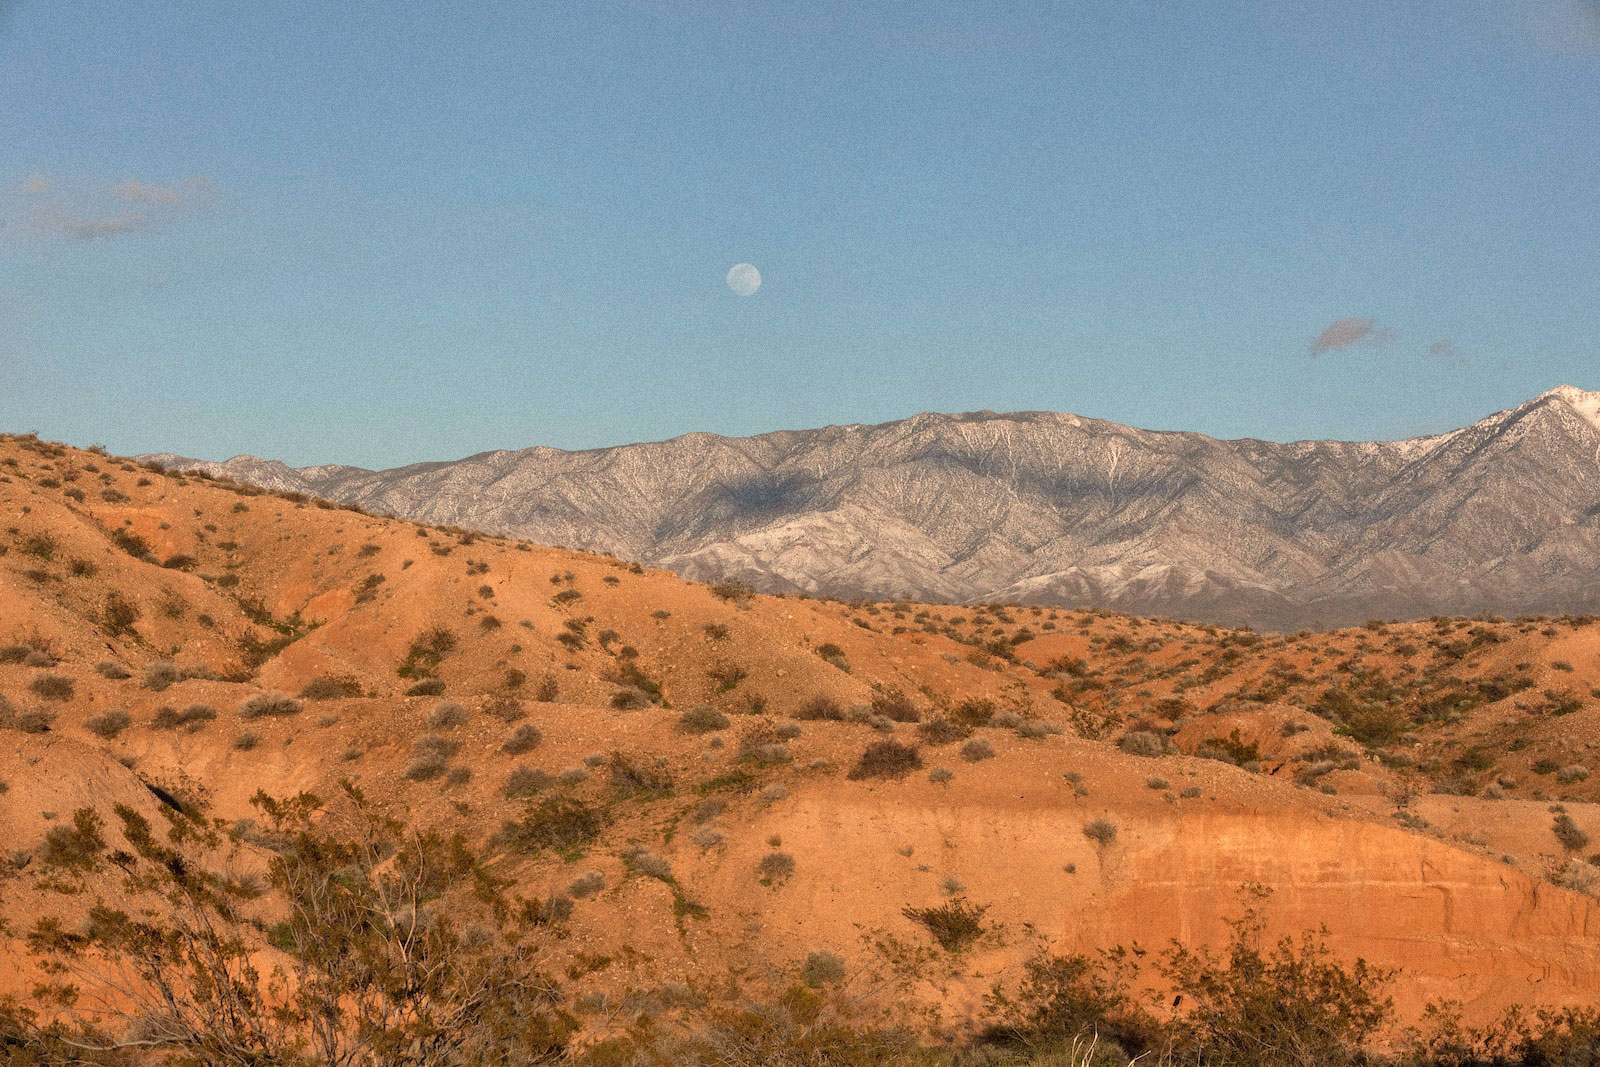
[5, 430, 1600, 1059]
[144, 384, 1600, 630]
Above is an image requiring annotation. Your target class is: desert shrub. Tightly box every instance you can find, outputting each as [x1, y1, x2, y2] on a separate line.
[0, 643, 32, 663]
[234, 732, 260, 751]
[239, 692, 303, 719]
[1554, 813, 1591, 852]
[404, 736, 460, 782]
[801, 951, 847, 987]
[505, 766, 554, 798]
[568, 870, 605, 898]
[953, 698, 996, 727]
[85, 709, 132, 739]
[110, 527, 152, 559]
[960, 738, 995, 762]
[1147, 776, 1170, 791]
[501, 723, 543, 755]
[902, 898, 988, 953]
[847, 740, 922, 781]
[917, 716, 971, 745]
[427, 702, 469, 729]
[445, 766, 472, 786]
[94, 659, 132, 679]
[610, 687, 651, 710]
[39, 809, 106, 870]
[793, 695, 846, 721]
[30, 673, 74, 700]
[703, 622, 730, 641]
[299, 675, 363, 700]
[871, 687, 920, 723]
[622, 845, 673, 881]
[758, 852, 796, 883]
[1159, 895, 1393, 1067]
[690, 826, 724, 850]
[1016, 718, 1064, 739]
[144, 660, 182, 692]
[152, 703, 217, 731]
[1083, 817, 1118, 846]
[1557, 764, 1591, 784]
[609, 752, 674, 798]
[103, 592, 141, 636]
[679, 705, 730, 734]
[1117, 730, 1167, 757]
[497, 797, 604, 854]
[13, 707, 54, 733]
[405, 678, 447, 697]
[929, 767, 953, 786]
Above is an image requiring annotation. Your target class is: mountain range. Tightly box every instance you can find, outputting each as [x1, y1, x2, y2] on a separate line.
[143, 385, 1600, 629]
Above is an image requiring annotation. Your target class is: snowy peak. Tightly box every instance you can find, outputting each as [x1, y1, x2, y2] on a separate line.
[1540, 384, 1600, 432]
[138, 386, 1600, 628]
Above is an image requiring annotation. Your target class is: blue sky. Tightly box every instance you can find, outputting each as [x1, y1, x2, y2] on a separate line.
[1, 1, 1597, 468]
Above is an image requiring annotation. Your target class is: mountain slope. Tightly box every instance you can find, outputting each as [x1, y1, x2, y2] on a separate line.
[142, 386, 1600, 628]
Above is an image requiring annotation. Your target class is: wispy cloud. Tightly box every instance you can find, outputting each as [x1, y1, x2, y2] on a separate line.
[2, 173, 221, 242]
[1309, 317, 1399, 357]
[1427, 340, 1458, 359]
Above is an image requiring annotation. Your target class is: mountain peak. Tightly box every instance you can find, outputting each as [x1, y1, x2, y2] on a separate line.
[1535, 384, 1600, 431]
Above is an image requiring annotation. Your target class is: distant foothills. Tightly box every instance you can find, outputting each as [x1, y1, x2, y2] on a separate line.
[143, 385, 1600, 630]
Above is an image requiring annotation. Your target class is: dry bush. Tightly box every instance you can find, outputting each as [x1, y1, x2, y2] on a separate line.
[960, 738, 995, 762]
[427, 702, 469, 729]
[793, 695, 846, 721]
[152, 704, 217, 731]
[679, 705, 730, 734]
[502, 723, 543, 755]
[143, 660, 182, 692]
[568, 870, 605, 898]
[85, 709, 132, 739]
[847, 740, 923, 781]
[299, 675, 363, 700]
[30, 673, 74, 701]
[917, 717, 972, 745]
[239, 692, 303, 719]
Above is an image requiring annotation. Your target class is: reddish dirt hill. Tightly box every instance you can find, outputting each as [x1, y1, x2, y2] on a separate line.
[3, 431, 1600, 1042]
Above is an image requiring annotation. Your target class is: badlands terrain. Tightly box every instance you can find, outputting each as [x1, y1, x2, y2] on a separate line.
[147, 385, 1600, 630]
[4, 430, 1600, 1062]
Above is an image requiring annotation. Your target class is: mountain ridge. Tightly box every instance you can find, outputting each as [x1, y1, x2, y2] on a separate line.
[140, 385, 1600, 629]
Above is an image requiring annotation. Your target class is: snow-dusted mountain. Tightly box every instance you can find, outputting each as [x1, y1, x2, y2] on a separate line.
[142, 386, 1600, 628]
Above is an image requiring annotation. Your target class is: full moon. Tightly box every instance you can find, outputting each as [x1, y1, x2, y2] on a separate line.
[726, 262, 761, 296]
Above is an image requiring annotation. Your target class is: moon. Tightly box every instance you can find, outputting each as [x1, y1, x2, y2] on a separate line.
[726, 262, 761, 296]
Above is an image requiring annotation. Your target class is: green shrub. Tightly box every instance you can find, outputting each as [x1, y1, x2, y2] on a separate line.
[902, 898, 988, 952]
[496, 797, 605, 853]
[39, 808, 106, 869]
[801, 951, 846, 987]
